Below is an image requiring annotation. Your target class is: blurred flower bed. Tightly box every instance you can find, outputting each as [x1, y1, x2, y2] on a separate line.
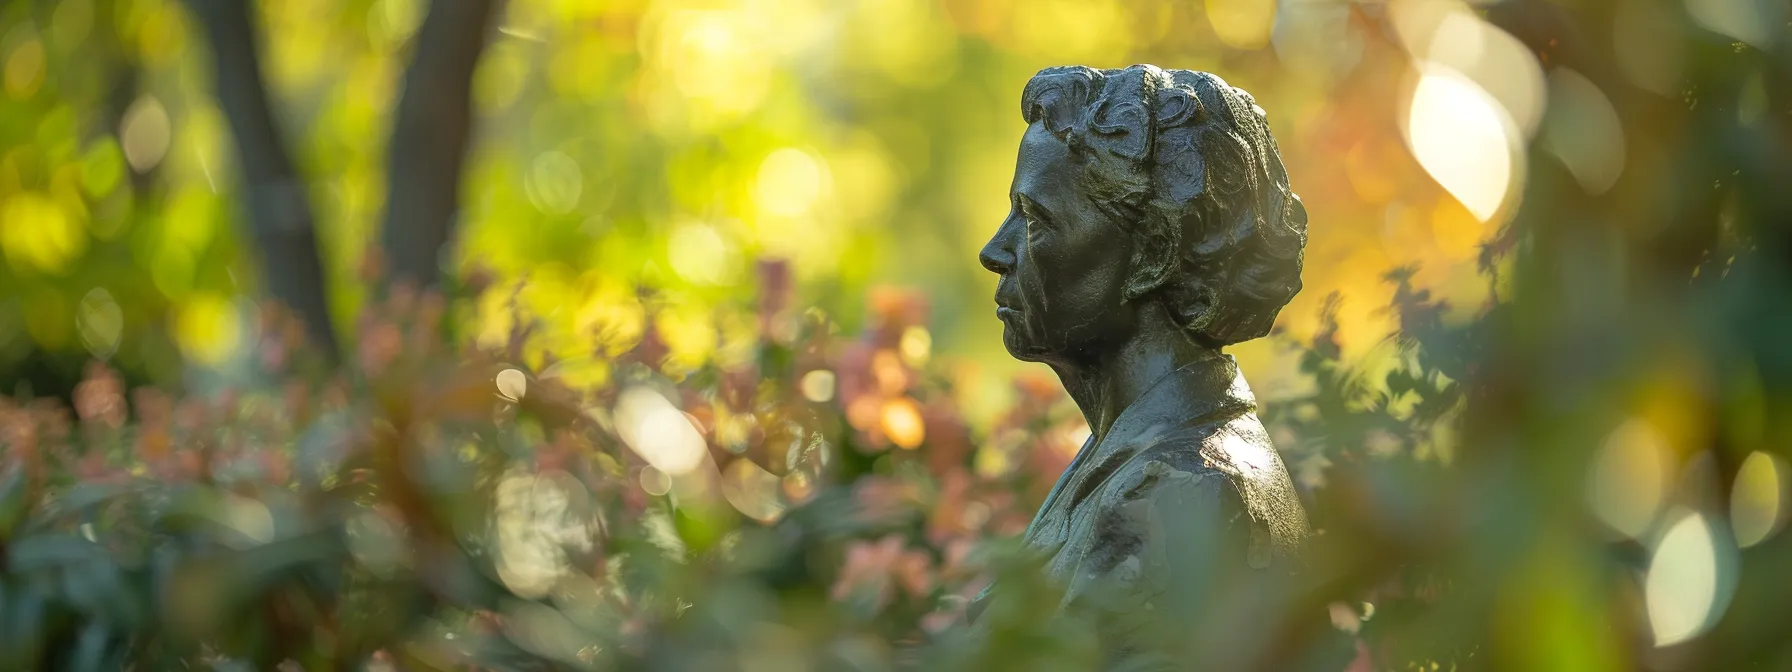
[6, 247, 1792, 670]
[0, 255, 1489, 670]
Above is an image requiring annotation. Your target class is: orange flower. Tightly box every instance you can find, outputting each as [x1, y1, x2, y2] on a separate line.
[867, 287, 928, 339]
[73, 362, 126, 429]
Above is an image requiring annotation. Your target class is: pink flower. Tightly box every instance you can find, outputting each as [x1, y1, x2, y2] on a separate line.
[831, 534, 935, 610]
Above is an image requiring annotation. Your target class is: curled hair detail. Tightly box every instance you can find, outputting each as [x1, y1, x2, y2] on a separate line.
[1020, 64, 1308, 346]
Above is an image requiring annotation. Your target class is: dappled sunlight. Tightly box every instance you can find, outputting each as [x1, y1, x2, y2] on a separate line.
[1403, 66, 1521, 223]
[615, 385, 710, 476]
[1732, 451, 1788, 548]
[0, 192, 85, 275]
[525, 150, 584, 215]
[172, 292, 242, 366]
[1684, 0, 1784, 50]
[754, 148, 828, 219]
[667, 221, 741, 286]
[494, 468, 598, 598]
[1588, 418, 1676, 539]
[1541, 69, 1627, 195]
[722, 457, 786, 523]
[1646, 510, 1737, 648]
[1205, 0, 1277, 50]
[1, 0, 1788, 668]
[120, 95, 171, 173]
[75, 287, 123, 360]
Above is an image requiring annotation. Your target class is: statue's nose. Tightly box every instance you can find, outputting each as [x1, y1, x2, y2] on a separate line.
[979, 215, 1020, 274]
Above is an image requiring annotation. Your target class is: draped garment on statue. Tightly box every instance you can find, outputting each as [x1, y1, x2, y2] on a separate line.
[963, 354, 1312, 667]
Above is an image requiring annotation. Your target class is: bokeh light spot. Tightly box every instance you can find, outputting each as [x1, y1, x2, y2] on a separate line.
[50, 0, 94, 49]
[1588, 418, 1675, 538]
[4, 37, 44, 100]
[80, 138, 125, 199]
[1646, 510, 1737, 647]
[1205, 0, 1277, 49]
[1684, 0, 1783, 50]
[1541, 68, 1626, 195]
[496, 367, 528, 401]
[173, 293, 241, 366]
[366, 0, 424, 46]
[668, 223, 738, 286]
[640, 465, 672, 496]
[722, 458, 785, 523]
[1010, 0, 1128, 63]
[800, 370, 836, 403]
[1, 193, 86, 275]
[346, 510, 408, 576]
[525, 150, 583, 215]
[77, 287, 123, 360]
[494, 469, 592, 598]
[120, 95, 171, 173]
[655, 10, 771, 124]
[1393, 1, 1545, 138]
[859, 0, 960, 88]
[221, 494, 275, 548]
[1731, 451, 1788, 548]
[880, 397, 925, 449]
[755, 148, 826, 218]
[473, 41, 530, 111]
[1430, 196, 1485, 262]
[1404, 67, 1519, 222]
[899, 326, 931, 367]
[615, 386, 709, 475]
[828, 133, 899, 223]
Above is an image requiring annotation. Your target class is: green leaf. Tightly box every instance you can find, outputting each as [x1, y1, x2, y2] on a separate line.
[68, 622, 117, 672]
[0, 582, 48, 668]
[6, 534, 109, 572]
[54, 482, 139, 515]
[60, 554, 143, 626]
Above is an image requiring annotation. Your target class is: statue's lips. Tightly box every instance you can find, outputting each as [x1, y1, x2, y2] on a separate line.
[996, 306, 1021, 321]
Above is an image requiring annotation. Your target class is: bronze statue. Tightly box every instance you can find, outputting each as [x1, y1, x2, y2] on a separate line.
[966, 64, 1312, 665]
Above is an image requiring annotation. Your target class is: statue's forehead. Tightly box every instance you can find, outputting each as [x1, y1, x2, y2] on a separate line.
[1013, 123, 1076, 194]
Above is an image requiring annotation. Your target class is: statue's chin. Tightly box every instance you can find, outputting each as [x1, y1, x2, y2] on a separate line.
[1001, 330, 1053, 363]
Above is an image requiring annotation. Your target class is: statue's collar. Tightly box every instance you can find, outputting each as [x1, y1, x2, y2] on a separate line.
[1091, 352, 1256, 455]
[971, 354, 1259, 626]
[1027, 354, 1256, 536]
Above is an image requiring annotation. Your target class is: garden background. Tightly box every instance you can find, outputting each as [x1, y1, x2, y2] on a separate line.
[1, 0, 1789, 669]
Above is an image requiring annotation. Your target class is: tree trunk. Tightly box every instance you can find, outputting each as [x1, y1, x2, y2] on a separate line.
[183, 0, 339, 358]
[380, 0, 500, 291]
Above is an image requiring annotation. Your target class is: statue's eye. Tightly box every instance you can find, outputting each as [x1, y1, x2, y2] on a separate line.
[1019, 202, 1049, 236]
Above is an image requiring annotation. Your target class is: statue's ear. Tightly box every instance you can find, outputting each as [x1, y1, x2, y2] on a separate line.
[1122, 214, 1180, 303]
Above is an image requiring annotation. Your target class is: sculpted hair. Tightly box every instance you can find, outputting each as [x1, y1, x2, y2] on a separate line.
[1019, 64, 1308, 346]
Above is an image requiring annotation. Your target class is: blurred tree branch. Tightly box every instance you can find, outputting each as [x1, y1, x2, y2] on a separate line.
[380, 0, 500, 290]
[183, 0, 340, 359]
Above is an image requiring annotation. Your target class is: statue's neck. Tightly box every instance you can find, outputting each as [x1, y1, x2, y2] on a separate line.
[1050, 302, 1220, 442]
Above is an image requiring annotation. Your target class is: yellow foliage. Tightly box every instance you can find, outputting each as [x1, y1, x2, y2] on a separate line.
[1, 192, 86, 275]
[173, 293, 241, 366]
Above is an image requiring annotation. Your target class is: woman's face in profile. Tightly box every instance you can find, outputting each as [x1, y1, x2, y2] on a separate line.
[979, 123, 1138, 366]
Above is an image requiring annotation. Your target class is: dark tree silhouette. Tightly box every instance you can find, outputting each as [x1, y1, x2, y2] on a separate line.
[183, 0, 339, 358]
[182, 0, 500, 360]
[380, 0, 500, 290]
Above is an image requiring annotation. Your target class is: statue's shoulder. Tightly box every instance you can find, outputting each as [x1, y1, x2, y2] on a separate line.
[1107, 413, 1311, 566]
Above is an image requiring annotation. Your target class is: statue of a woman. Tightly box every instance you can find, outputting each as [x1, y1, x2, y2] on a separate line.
[967, 64, 1313, 667]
